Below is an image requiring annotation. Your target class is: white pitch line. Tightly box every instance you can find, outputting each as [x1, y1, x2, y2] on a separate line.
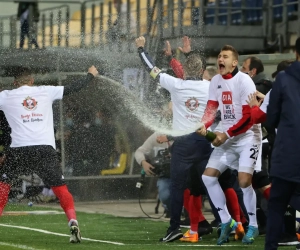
[127, 244, 250, 247]
[170, 244, 250, 247]
[0, 224, 124, 246]
[0, 241, 44, 250]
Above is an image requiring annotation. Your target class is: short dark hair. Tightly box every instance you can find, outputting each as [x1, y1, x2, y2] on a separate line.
[247, 56, 264, 74]
[186, 51, 207, 70]
[182, 54, 203, 78]
[272, 59, 294, 78]
[13, 67, 33, 86]
[221, 45, 239, 60]
[13, 66, 32, 79]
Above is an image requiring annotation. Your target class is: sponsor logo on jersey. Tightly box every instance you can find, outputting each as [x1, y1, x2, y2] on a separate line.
[222, 91, 232, 104]
[22, 96, 38, 111]
[185, 97, 199, 112]
[222, 91, 236, 120]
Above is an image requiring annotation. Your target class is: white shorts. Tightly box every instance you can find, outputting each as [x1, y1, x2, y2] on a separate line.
[207, 137, 262, 175]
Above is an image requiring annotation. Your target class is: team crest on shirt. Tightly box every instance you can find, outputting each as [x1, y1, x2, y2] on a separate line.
[185, 97, 199, 112]
[22, 96, 38, 111]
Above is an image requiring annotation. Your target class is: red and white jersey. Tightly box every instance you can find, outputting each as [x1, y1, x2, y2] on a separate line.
[0, 85, 64, 149]
[160, 73, 210, 131]
[209, 71, 259, 139]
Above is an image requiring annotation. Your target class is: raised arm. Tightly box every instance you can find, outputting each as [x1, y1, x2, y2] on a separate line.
[164, 40, 184, 79]
[246, 92, 268, 124]
[63, 66, 98, 96]
[135, 36, 162, 80]
[164, 36, 192, 80]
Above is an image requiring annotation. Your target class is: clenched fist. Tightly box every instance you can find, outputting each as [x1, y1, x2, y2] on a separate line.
[135, 36, 146, 48]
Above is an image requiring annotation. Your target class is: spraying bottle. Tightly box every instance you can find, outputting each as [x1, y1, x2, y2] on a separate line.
[205, 130, 217, 142]
[195, 122, 216, 142]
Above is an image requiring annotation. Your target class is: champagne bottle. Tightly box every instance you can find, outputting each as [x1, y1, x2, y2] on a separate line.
[205, 130, 217, 142]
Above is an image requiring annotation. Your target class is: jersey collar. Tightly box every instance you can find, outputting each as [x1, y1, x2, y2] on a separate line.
[222, 67, 238, 79]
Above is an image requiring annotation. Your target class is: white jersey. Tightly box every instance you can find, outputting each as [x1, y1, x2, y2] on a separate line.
[160, 73, 210, 131]
[209, 71, 259, 140]
[0, 85, 64, 149]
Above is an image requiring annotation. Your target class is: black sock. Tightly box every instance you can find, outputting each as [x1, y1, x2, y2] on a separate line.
[256, 206, 267, 227]
[283, 206, 296, 236]
[198, 219, 210, 228]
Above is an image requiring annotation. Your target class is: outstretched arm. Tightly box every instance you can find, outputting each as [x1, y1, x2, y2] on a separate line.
[164, 40, 184, 79]
[246, 92, 267, 124]
[63, 66, 98, 96]
[135, 36, 162, 80]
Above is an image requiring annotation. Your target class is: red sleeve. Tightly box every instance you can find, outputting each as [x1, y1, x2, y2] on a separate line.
[201, 100, 219, 129]
[169, 58, 184, 79]
[251, 106, 267, 124]
[227, 105, 253, 137]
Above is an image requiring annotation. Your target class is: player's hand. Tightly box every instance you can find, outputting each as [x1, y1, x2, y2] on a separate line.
[164, 41, 172, 57]
[178, 36, 191, 54]
[196, 125, 207, 136]
[141, 160, 155, 176]
[212, 131, 228, 147]
[135, 36, 146, 48]
[246, 92, 263, 108]
[88, 65, 98, 77]
[256, 91, 265, 100]
[156, 135, 168, 144]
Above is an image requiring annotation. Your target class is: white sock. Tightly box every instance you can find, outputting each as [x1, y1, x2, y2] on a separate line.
[241, 185, 258, 227]
[202, 175, 231, 223]
[68, 219, 78, 227]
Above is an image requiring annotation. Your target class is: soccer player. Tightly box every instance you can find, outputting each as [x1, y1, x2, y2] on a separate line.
[197, 45, 262, 245]
[135, 36, 212, 242]
[0, 65, 98, 243]
[164, 39, 245, 240]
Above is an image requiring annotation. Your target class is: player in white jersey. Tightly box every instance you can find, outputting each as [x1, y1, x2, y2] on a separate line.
[0, 66, 98, 243]
[135, 36, 212, 242]
[197, 45, 262, 245]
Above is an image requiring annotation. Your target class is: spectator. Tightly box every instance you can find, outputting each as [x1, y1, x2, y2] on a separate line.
[240, 56, 272, 95]
[17, 1, 39, 49]
[271, 59, 294, 79]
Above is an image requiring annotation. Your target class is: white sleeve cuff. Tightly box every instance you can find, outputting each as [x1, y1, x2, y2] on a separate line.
[225, 131, 232, 139]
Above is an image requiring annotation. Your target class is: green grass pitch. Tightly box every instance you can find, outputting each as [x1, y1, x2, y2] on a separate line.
[0, 204, 294, 250]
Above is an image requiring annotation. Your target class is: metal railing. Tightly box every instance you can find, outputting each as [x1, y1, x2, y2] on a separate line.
[0, 0, 299, 50]
[0, 0, 160, 52]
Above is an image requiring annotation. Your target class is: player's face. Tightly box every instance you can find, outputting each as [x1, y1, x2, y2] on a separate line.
[240, 59, 250, 73]
[218, 50, 238, 75]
